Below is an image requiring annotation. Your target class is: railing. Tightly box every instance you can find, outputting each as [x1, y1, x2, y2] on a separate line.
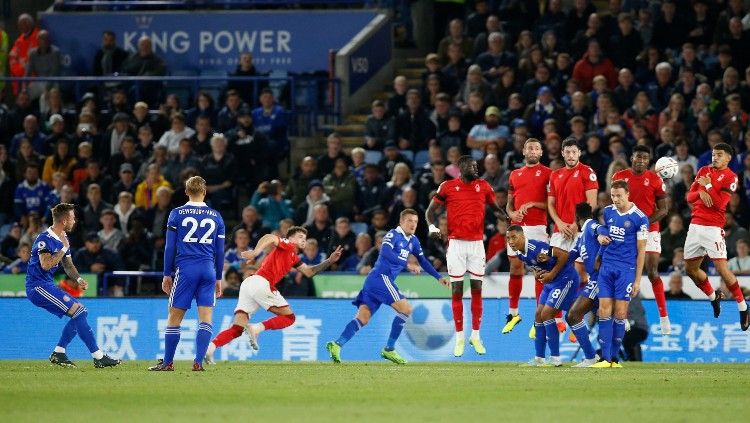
[56, 0, 375, 11]
[2, 75, 341, 136]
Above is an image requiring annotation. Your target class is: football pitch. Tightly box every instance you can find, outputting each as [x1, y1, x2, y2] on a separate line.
[1, 361, 749, 422]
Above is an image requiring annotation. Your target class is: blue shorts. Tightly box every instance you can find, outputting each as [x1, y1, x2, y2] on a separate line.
[169, 263, 216, 310]
[353, 273, 404, 314]
[577, 278, 600, 311]
[598, 263, 634, 301]
[539, 274, 578, 311]
[27, 284, 78, 318]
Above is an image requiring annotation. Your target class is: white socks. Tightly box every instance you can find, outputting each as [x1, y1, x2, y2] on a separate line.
[509, 308, 518, 316]
[470, 329, 481, 340]
[456, 330, 464, 340]
[54, 346, 65, 353]
[92, 350, 104, 360]
[739, 301, 748, 312]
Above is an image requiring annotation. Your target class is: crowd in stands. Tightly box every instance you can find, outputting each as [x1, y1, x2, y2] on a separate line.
[4, 1, 750, 301]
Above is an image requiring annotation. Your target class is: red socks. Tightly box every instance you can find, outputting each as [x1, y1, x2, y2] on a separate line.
[212, 324, 244, 348]
[261, 314, 296, 330]
[508, 275, 522, 309]
[727, 280, 746, 303]
[697, 279, 714, 297]
[451, 292, 463, 332]
[651, 277, 668, 317]
[535, 280, 543, 303]
[471, 288, 482, 330]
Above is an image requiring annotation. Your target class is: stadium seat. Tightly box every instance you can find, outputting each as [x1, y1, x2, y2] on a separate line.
[0, 223, 12, 241]
[364, 150, 382, 165]
[351, 222, 368, 235]
[166, 69, 199, 107]
[200, 69, 228, 103]
[414, 150, 430, 169]
[400, 150, 414, 163]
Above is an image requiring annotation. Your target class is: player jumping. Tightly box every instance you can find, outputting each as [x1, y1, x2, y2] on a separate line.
[26, 203, 121, 368]
[205, 228, 343, 362]
[149, 176, 226, 371]
[426, 155, 505, 357]
[591, 180, 648, 368]
[683, 142, 749, 331]
[326, 209, 449, 364]
[503, 137, 552, 333]
[612, 145, 671, 334]
[506, 225, 579, 367]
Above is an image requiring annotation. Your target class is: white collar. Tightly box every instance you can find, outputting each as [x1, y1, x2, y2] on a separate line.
[613, 204, 637, 216]
[185, 201, 207, 207]
[396, 225, 412, 241]
[46, 228, 61, 242]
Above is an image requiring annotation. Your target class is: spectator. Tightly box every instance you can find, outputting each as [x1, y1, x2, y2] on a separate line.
[456, 65, 494, 108]
[45, 171, 65, 209]
[97, 208, 124, 252]
[250, 180, 292, 231]
[18, 212, 43, 248]
[135, 163, 172, 209]
[340, 233, 372, 272]
[222, 268, 243, 297]
[350, 147, 367, 184]
[118, 216, 154, 275]
[317, 133, 352, 178]
[357, 230, 386, 275]
[417, 159, 450, 207]
[229, 205, 270, 248]
[143, 185, 172, 262]
[304, 203, 332, 248]
[10, 115, 45, 157]
[424, 215, 449, 272]
[387, 75, 408, 118]
[671, 164, 694, 220]
[723, 212, 749, 258]
[364, 100, 394, 151]
[387, 187, 427, 241]
[190, 115, 214, 157]
[570, 12, 608, 57]
[107, 136, 143, 180]
[41, 138, 76, 184]
[201, 133, 236, 211]
[24, 30, 61, 101]
[729, 239, 750, 276]
[7, 91, 34, 137]
[485, 218, 508, 273]
[659, 214, 687, 271]
[357, 164, 387, 218]
[437, 19, 473, 64]
[286, 156, 319, 208]
[475, 32, 515, 84]
[467, 106, 509, 160]
[93, 30, 128, 77]
[614, 69, 641, 116]
[328, 216, 357, 267]
[381, 162, 413, 211]
[253, 88, 289, 175]
[622, 294, 648, 361]
[664, 271, 692, 300]
[438, 111, 467, 153]
[322, 157, 357, 219]
[3, 242, 30, 274]
[131, 103, 157, 139]
[623, 91, 658, 138]
[13, 163, 49, 219]
[227, 52, 264, 106]
[442, 42, 470, 96]
[393, 89, 436, 152]
[224, 228, 252, 274]
[520, 63, 552, 106]
[78, 159, 113, 202]
[80, 183, 110, 233]
[0, 26, 7, 97]
[581, 134, 612, 185]
[671, 138, 698, 182]
[113, 191, 139, 232]
[282, 238, 321, 298]
[121, 36, 167, 105]
[571, 39, 617, 92]
[185, 91, 217, 129]
[157, 113, 195, 157]
[217, 89, 244, 133]
[472, 14, 501, 60]
[8, 14, 39, 94]
[610, 13, 642, 71]
[523, 85, 565, 138]
[99, 112, 135, 166]
[73, 232, 124, 296]
[294, 179, 330, 226]
[481, 153, 510, 191]
[227, 106, 269, 187]
[1, 223, 21, 259]
[165, 138, 200, 185]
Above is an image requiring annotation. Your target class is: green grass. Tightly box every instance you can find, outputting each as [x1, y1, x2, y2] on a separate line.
[1, 361, 748, 422]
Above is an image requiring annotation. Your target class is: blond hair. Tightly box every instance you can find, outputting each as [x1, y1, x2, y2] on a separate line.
[185, 176, 207, 196]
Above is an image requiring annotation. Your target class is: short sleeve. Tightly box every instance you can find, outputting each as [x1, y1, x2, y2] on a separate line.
[433, 181, 447, 203]
[547, 176, 556, 196]
[277, 237, 295, 252]
[653, 173, 667, 198]
[484, 181, 496, 205]
[636, 215, 649, 240]
[583, 167, 599, 190]
[36, 237, 51, 255]
[468, 125, 480, 137]
[508, 173, 516, 194]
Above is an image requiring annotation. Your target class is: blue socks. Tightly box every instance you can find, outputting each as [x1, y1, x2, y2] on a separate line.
[71, 306, 99, 354]
[386, 313, 408, 350]
[570, 320, 596, 360]
[543, 319, 559, 356]
[57, 319, 77, 350]
[534, 322, 546, 358]
[598, 316, 614, 362]
[336, 318, 363, 347]
[195, 322, 212, 364]
[612, 318, 626, 361]
[164, 326, 180, 364]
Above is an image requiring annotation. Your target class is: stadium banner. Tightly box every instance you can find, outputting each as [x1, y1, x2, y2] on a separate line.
[0, 273, 98, 298]
[39, 10, 378, 74]
[1, 298, 747, 363]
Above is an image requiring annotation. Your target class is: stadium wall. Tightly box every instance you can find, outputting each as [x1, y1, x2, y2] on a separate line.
[1, 298, 747, 363]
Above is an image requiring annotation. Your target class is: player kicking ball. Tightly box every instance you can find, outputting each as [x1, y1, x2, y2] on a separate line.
[506, 225, 579, 367]
[205, 229, 343, 363]
[592, 180, 648, 368]
[326, 209, 449, 364]
[26, 203, 120, 369]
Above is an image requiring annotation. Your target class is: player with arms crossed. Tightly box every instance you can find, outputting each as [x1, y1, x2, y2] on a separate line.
[27, 203, 121, 368]
[506, 225, 578, 367]
[546, 138, 598, 334]
[326, 209, 448, 364]
[426, 155, 505, 357]
[564, 203, 602, 368]
[612, 145, 671, 334]
[149, 176, 226, 371]
[591, 180, 648, 368]
[205, 228, 343, 361]
[503, 137, 552, 333]
[684, 142, 749, 330]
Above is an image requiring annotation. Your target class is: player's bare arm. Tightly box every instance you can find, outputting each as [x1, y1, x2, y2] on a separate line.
[61, 255, 87, 290]
[548, 196, 574, 238]
[584, 188, 598, 216]
[39, 250, 67, 271]
[425, 200, 444, 240]
[518, 201, 547, 215]
[650, 196, 668, 224]
[241, 234, 280, 261]
[632, 238, 647, 297]
[506, 193, 524, 222]
[296, 245, 344, 278]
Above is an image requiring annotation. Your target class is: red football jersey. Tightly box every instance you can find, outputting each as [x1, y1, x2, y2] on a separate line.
[547, 162, 598, 233]
[508, 164, 552, 226]
[612, 169, 666, 232]
[256, 236, 302, 289]
[687, 166, 738, 227]
[434, 178, 495, 241]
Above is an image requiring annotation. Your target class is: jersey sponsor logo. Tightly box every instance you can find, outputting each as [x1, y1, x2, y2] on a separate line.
[610, 226, 626, 236]
[399, 249, 409, 259]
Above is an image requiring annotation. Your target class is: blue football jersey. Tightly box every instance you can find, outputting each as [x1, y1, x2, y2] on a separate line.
[164, 201, 226, 278]
[372, 226, 440, 281]
[26, 229, 70, 288]
[599, 204, 649, 266]
[515, 239, 577, 280]
[568, 219, 603, 279]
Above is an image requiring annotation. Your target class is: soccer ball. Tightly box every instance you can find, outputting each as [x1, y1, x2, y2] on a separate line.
[404, 301, 455, 351]
[655, 156, 679, 179]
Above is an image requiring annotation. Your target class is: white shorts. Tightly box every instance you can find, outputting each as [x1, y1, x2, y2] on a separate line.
[507, 225, 549, 257]
[684, 224, 726, 261]
[446, 239, 486, 282]
[550, 232, 579, 252]
[235, 275, 289, 315]
[646, 231, 661, 254]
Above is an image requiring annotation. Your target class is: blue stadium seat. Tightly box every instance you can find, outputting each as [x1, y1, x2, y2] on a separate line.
[0, 224, 11, 241]
[351, 222, 368, 235]
[400, 150, 414, 163]
[364, 150, 382, 165]
[414, 149, 430, 169]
